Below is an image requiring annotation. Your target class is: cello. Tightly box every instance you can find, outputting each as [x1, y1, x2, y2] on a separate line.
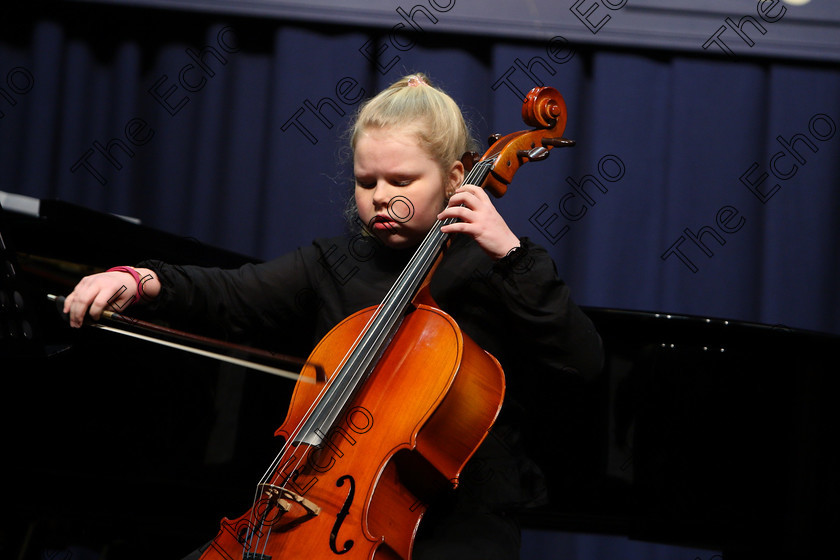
[197, 86, 573, 560]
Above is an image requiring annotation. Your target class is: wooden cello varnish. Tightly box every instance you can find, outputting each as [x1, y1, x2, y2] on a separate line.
[200, 86, 573, 560]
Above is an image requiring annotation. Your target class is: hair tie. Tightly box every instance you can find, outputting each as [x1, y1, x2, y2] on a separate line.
[107, 266, 143, 305]
[407, 75, 427, 87]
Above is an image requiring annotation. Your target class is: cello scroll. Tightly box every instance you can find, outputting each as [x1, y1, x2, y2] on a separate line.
[480, 86, 576, 197]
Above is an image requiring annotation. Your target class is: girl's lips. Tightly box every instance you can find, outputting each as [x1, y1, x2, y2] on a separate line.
[371, 216, 397, 231]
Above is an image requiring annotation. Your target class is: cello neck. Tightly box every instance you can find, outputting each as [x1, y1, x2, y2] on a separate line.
[291, 158, 496, 447]
[369, 156, 496, 318]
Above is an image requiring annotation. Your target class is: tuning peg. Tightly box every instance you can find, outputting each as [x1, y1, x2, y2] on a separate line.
[460, 151, 480, 172]
[488, 133, 502, 147]
[517, 147, 550, 161]
[541, 137, 576, 148]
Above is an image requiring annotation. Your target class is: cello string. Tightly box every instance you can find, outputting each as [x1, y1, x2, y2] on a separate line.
[293, 158, 492, 444]
[265, 159, 493, 497]
[276, 158, 493, 460]
[243, 158, 494, 554]
[246, 203, 455, 548]
[245, 160, 495, 556]
[243, 292, 403, 552]
[219, 85, 570, 555]
[244, 235, 410, 552]
[294, 158, 493, 440]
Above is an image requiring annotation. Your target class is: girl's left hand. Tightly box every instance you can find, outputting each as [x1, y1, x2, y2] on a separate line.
[438, 184, 520, 260]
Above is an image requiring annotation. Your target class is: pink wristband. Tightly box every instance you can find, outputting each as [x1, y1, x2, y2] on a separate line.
[107, 266, 142, 305]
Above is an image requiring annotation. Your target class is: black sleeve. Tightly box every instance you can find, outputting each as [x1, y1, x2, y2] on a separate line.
[137, 246, 321, 352]
[431, 236, 604, 511]
[488, 237, 604, 381]
[434, 236, 603, 383]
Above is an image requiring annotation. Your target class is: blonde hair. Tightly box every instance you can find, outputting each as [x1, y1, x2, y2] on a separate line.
[350, 73, 475, 173]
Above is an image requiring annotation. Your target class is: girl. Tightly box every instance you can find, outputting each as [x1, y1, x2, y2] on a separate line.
[63, 73, 603, 560]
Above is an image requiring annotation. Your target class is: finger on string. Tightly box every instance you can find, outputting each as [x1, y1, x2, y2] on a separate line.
[438, 207, 471, 223]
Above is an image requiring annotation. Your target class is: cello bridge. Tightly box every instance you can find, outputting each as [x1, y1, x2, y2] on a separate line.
[258, 483, 321, 529]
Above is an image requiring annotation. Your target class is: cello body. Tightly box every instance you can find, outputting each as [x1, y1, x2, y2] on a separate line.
[201, 303, 504, 560]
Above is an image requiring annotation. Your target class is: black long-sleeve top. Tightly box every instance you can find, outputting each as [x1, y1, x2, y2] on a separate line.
[140, 233, 603, 511]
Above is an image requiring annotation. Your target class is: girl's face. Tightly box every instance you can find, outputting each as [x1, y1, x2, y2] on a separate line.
[354, 126, 463, 249]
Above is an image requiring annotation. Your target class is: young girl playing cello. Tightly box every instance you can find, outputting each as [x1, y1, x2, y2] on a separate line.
[63, 73, 603, 560]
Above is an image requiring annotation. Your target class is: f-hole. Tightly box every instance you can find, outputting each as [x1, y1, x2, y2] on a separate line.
[329, 475, 355, 554]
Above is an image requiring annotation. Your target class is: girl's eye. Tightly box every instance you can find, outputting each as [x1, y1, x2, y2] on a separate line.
[394, 179, 412, 187]
[356, 179, 375, 188]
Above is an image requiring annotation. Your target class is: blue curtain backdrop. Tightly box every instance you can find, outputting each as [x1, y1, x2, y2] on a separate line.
[3, 5, 838, 336]
[2, 2, 838, 559]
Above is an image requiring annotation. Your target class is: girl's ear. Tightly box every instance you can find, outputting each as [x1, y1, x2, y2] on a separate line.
[445, 159, 465, 198]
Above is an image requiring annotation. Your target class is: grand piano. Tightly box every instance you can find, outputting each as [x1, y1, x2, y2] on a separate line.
[2, 195, 837, 559]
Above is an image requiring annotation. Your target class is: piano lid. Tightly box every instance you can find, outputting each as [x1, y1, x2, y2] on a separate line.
[1, 194, 261, 359]
[523, 306, 839, 556]
[1, 192, 259, 271]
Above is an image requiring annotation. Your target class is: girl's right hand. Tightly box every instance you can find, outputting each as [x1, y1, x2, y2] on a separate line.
[62, 267, 159, 328]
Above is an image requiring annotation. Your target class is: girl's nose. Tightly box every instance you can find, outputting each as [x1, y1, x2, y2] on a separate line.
[371, 180, 392, 207]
